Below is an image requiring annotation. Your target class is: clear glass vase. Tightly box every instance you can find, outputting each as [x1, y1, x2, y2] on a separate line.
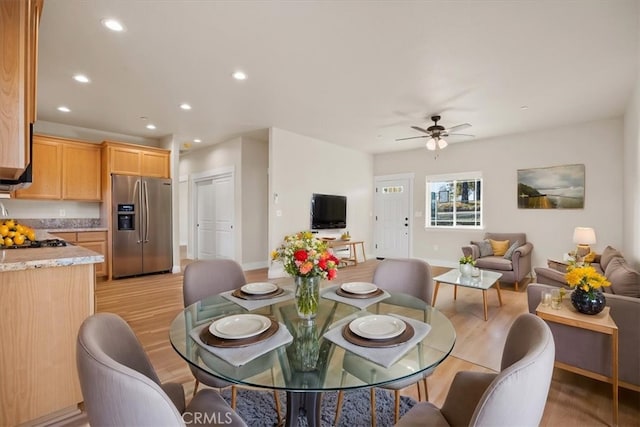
[294, 276, 320, 319]
[288, 319, 320, 372]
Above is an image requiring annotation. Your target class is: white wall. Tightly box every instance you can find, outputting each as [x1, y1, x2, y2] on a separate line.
[268, 127, 374, 257]
[622, 19, 640, 270]
[374, 118, 624, 271]
[241, 138, 269, 268]
[0, 199, 100, 219]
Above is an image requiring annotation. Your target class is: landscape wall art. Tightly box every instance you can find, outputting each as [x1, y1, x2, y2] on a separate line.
[517, 164, 585, 209]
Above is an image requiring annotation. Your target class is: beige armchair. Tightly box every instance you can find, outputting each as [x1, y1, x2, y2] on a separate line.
[461, 232, 533, 291]
[396, 313, 555, 427]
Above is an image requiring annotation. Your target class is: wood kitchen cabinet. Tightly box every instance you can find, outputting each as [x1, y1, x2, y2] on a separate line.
[15, 135, 101, 201]
[14, 136, 61, 199]
[52, 231, 108, 277]
[0, 0, 43, 180]
[103, 141, 170, 178]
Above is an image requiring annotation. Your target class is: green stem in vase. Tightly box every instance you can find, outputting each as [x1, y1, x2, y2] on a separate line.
[295, 277, 319, 317]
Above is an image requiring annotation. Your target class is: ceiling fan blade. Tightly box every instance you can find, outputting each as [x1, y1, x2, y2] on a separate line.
[395, 135, 428, 141]
[410, 126, 431, 134]
[445, 123, 472, 133]
[447, 133, 475, 138]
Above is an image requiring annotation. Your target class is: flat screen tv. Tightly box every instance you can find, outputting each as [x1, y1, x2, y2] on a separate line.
[310, 193, 347, 230]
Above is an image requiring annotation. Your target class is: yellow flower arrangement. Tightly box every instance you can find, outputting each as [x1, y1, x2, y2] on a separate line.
[565, 265, 611, 296]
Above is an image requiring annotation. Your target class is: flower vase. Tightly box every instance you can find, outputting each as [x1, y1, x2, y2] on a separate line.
[294, 276, 320, 319]
[459, 263, 473, 277]
[570, 287, 606, 315]
[288, 319, 320, 372]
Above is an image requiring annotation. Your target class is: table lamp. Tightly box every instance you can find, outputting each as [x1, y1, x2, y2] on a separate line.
[573, 227, 596, 258]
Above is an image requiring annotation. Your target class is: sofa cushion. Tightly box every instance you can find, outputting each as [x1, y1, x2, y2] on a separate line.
[489, 239, 510, 257]
[503, 240, 521, 260]
[472, 240, 494, 257]
[475, 256, 513, 271]
[600, 245, 623, 271]
[605, 257, 640, 298]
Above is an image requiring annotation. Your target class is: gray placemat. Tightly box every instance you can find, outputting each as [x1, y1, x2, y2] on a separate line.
[323, 314, 431, 368]
[190, 321, 293, 367]
[221, 288, 294, 311]
[321, 285, 391, 309]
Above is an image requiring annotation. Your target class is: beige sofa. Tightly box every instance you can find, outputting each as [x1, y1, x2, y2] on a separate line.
[529, 246, 640, 390]
[461, 232, 533, 291]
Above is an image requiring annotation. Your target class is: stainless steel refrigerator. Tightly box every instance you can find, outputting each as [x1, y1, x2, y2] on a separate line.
[112, 174, 172, 278]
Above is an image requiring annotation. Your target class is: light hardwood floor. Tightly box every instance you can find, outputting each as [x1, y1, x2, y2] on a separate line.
[89, 260, 639, 426]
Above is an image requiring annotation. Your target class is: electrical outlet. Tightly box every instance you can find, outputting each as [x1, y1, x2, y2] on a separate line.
[276, 210, 282, 217]
[59, 209, 66, 217]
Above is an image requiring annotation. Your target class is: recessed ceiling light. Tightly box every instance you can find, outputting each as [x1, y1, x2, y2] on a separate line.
[232, 70, 247, 80]
[73, 74, 90, 83]
[194, 139, 202, 143]
[146, 124, 156, 130]
[180, 103, 192, 110]
[57, 106, 71, 113]
[101, 18, 125, 32]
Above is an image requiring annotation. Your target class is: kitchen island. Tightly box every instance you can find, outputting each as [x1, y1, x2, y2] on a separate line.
[0, 234, 103, 426]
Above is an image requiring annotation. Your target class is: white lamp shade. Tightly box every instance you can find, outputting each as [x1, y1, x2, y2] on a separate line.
[573, 227, 596, 245]
[426, 138, 437, 150]
[437, 138, 448, 149]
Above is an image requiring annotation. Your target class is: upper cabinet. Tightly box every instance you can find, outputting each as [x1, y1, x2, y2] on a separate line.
[0, 0, 43, 180]
[15, 135, 101, 201]
[102, 141, 170, 178]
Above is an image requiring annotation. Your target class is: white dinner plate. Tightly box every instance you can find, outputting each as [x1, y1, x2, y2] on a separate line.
[210, 314, 271, 339]
[241, 282, 278, 295]
[349, 315, 406, 340]
[341, 282, 378, 295]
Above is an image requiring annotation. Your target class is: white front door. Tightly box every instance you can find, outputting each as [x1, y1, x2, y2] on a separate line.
[374, 175, 412, 258]
[194, 171, 235, 260]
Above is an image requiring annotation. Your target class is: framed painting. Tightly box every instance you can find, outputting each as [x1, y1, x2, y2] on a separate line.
[517, 164, 585, 209]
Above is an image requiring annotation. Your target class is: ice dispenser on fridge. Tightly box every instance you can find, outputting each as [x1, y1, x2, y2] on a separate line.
[117, 204, 135, 231]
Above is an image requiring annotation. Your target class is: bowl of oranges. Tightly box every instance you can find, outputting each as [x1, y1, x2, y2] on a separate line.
[0, 219, 37, 247]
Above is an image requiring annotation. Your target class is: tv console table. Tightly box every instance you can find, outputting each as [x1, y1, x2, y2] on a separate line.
[325, 239, 366, 266]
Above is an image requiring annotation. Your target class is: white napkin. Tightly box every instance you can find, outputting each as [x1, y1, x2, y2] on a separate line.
[323, 314, 431, 368]
[190, 321, 293, 367]
[220, 288, 294, 311]
[321, 285, 391, 310]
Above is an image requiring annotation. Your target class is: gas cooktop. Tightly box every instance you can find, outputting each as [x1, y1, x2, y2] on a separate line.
[3, 239, 68, 249]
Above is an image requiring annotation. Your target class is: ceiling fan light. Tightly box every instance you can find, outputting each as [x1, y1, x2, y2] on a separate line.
[437, 138, 448, 149]
[426, 139, 437, 150]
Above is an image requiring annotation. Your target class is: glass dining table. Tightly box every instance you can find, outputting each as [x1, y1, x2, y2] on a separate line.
[169, 284, 456, 427]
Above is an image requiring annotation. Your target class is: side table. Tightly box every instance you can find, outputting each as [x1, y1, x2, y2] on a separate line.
[536, 300, 619, 426]
[326, 240, 366, 266]
[547, 258, 570, 272]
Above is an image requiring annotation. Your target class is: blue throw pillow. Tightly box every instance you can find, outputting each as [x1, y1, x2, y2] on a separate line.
[503, 240, 521, 260]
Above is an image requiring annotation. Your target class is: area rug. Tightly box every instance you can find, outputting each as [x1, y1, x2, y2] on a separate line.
[222, 388, 417, 427]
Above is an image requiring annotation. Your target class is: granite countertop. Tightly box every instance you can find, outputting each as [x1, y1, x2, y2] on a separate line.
[48, 227, 108, 233]
[0, 231, 104, 272]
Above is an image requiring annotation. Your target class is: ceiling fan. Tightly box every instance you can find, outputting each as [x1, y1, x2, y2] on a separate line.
[396, 115, 473, 151]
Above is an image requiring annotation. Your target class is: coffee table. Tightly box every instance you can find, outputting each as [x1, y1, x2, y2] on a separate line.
[432, 269, 503, 321]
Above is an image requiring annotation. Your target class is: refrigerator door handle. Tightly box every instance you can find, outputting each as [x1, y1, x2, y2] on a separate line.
[133, 179, 142, 244]
[143, 180, 150, 243]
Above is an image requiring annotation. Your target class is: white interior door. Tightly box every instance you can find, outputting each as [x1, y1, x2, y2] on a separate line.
[196, 179, 216, 260]
[374, 176, 412, 258]
[213, 174, 234, 259]
[194, 171, 235, 260]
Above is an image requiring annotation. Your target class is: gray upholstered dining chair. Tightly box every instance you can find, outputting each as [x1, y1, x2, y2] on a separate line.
[182, 259, 281, 420]
[395, 313, 555, 426]
[76, 312, 247, 426]
[335, 258, 435, 426]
